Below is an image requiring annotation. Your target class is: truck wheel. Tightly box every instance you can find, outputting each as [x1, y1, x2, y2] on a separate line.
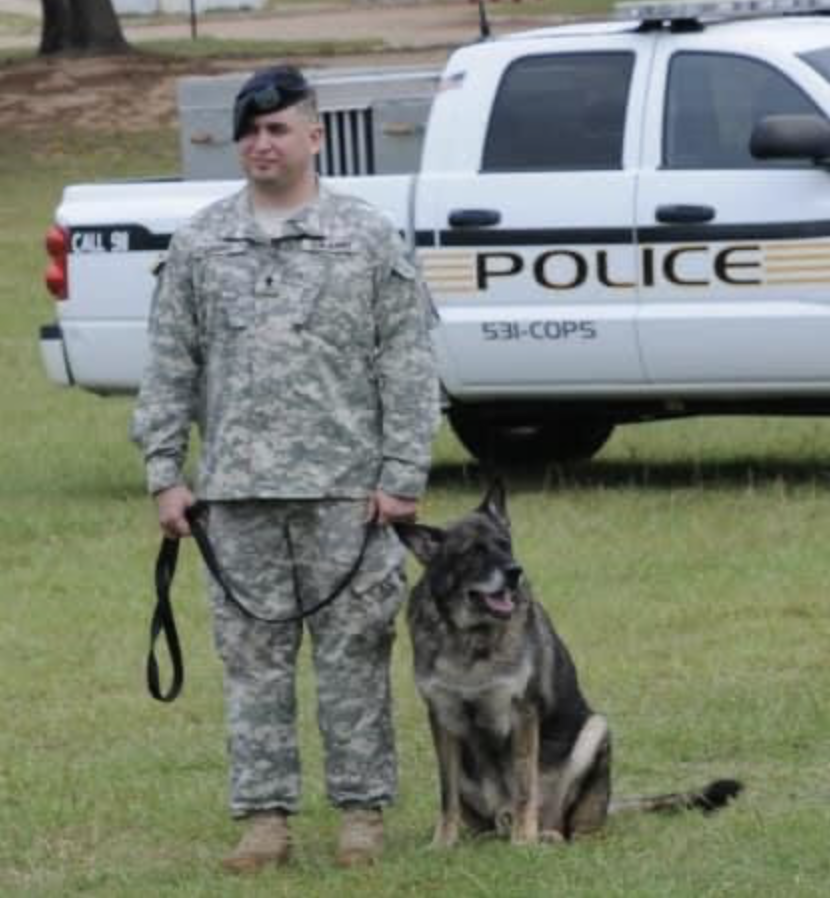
[448, 408, 614, 466]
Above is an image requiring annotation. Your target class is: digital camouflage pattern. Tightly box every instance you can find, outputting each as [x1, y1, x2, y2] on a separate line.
[132, 184, 440, 501]
[133, 182, 437, 817]
[207, 499, 406, 814]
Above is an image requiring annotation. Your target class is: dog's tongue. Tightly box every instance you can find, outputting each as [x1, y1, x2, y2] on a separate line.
[483, 591, 514, 614]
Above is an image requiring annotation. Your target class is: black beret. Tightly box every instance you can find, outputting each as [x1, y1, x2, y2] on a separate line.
[232, 65, 312, 141]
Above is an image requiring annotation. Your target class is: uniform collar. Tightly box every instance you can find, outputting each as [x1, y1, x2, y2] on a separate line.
[222, 183, 331, 244]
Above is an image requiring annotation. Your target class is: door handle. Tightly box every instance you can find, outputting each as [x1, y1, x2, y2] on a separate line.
[448, 208, 502, 228]
[655, 204, 716, 224]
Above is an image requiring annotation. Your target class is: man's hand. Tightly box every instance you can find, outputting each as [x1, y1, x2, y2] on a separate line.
[367, 489, 419, 526]
[155, 484, 196, 538]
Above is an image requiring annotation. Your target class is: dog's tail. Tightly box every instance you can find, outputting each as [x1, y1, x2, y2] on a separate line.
[609, 778, 744, 816]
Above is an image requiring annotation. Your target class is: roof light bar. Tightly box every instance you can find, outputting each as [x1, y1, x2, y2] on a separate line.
[615, 0, 830, 23]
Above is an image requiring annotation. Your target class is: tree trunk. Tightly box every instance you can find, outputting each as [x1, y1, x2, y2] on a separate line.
[40, 0, 131, 55]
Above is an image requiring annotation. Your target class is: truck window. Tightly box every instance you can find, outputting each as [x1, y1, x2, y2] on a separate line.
[482, 52, 634, 172]
[664, 52, 823, 169]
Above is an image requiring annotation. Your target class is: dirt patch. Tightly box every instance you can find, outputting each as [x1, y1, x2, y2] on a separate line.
[0, 49, 441, 133]
[0, 3, 552, 132]
[0, 3, 494, 133]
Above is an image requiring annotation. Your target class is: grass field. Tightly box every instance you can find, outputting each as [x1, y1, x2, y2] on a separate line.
[1, 129, 830, 896]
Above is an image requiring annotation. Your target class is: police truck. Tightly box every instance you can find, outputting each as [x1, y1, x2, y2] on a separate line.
[39, 0, 830, 464]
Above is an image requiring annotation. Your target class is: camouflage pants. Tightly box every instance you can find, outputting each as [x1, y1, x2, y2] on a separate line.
[205, 499, 407, 817]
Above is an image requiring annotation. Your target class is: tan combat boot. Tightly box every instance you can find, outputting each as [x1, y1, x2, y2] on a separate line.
[221, 810, 292, 874]
[336, 808, 384, 868]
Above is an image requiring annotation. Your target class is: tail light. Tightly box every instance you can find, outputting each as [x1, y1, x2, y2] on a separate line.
[45, 224, 69, 300]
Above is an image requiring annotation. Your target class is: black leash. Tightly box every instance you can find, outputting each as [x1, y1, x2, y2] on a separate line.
[146, 502, 374, 703]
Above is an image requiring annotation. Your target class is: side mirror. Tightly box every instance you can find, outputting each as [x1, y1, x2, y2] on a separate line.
[750, 114, 830, 165]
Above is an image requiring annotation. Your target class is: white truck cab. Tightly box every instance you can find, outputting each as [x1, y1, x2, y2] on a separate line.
[40, 0, 830, 464]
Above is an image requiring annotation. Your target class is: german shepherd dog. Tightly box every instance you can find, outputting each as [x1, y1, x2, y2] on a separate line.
[395, 483, 742, 847]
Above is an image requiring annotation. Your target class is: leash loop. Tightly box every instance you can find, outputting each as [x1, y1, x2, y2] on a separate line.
[147, 535, 184, 702]
[146, 501, 374, 702]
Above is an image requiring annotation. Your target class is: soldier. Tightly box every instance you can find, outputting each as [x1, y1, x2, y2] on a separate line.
[133, 64, 440, 872]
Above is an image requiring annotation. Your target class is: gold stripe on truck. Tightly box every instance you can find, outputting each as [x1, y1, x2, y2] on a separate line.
[763, 239, 830, 285]
[418, 249, 477, 294]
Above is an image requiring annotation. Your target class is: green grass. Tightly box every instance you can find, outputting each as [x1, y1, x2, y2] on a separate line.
[134, 36, 385, 58]
[488, 0, 618, 18]
[2, 129, 830, 896]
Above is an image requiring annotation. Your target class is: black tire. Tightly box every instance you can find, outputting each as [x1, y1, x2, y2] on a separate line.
[448, 407, 614, 466]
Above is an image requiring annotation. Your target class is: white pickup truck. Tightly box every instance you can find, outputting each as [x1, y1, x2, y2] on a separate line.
[39, 0, 830, 464]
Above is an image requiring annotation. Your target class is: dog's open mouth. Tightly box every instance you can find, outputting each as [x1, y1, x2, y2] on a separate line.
[469, 589, 516, 618]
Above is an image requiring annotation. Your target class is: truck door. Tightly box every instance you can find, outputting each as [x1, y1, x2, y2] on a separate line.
[636, 46, 830, 386]
[415, 41, 650, 399]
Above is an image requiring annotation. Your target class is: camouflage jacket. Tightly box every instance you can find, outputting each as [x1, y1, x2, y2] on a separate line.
[132, 185, 440, 500]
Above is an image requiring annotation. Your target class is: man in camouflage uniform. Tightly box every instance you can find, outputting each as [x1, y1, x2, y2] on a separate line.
[133, 65, 440, 871]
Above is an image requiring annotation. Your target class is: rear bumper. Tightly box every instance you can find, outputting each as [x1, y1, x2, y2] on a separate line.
[39, 324, 74, 387]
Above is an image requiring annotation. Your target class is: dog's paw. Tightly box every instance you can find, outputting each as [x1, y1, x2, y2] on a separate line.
[510, 824, 539, 846]
[540, 829, 566, 845]
[494, 810, 513, 838]
[430, 821, 459, 849]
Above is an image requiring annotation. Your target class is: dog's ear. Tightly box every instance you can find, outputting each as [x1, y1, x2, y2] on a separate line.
[479, 479, 510, 529]
[393, 522, 446, 566]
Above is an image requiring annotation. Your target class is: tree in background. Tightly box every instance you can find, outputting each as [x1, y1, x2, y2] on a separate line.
[40, 0, 130, 55]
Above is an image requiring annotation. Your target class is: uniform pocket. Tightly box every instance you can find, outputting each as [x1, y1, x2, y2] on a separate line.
[196, 245, 257, 340]
[352, 565, 407, 639]
[297, 247, 374, 350]
[222, 291, 254, 329]
[279, 249, 330, 318]
[351, 526, 407, 631]
[352, 525, 406, 596]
